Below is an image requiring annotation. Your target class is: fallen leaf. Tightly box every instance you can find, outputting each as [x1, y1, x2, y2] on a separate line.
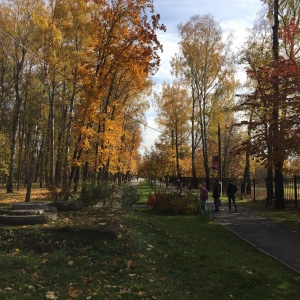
[31, 272, 40, 282]
[126, 260, 133, 268]
[68, 287, 80, 298]
[45, 291, 57, 300]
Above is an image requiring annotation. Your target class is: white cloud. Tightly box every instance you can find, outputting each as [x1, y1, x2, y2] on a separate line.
[153, 32, 179, 85]
[139, 0, 264, 153]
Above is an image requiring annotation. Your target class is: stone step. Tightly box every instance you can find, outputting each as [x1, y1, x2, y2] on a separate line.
[0, 214, 47, 225]
[11, 202, 49, 210]
[0, 202, 58, 225]
[7, 209, 45, 215]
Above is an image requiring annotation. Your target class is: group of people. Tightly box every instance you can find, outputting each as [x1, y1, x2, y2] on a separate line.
[199, 179, 238, 213]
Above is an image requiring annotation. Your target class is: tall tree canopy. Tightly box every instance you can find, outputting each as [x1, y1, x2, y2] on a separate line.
[238, 0, 300, 208]
[171, 14, 237, 188]
[0, 0, 165, 199]
[154, 81, 191, 180]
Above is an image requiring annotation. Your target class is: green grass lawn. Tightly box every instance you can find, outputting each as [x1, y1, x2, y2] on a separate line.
[137, 180, 152, 202]
[0, 209, 299, 299]
[0, 182, 299, 299]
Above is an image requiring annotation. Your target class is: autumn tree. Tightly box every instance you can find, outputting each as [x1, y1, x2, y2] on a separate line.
[171, 14, 236, 189]
[68, 0, 165, 191]
[0, 0, 47, 194]
[154, 81, 191, 184]
[139, 141, 174, 188]
[237, 9, 274, 198]
[0, 0, 164, 201]
[239, 0, 300, 208]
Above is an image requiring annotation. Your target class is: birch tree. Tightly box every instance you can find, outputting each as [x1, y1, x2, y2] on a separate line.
[0, 0, 45, 193]
[171, 14, 236, 189]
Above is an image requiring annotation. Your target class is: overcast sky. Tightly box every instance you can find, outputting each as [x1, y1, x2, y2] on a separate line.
[140, 0, 265, 154]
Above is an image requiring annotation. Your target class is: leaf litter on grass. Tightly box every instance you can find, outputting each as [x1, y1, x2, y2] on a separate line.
[0, 189, 299, 299]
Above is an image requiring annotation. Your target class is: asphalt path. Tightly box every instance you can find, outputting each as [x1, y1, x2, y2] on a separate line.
[213, 204, 300, 274]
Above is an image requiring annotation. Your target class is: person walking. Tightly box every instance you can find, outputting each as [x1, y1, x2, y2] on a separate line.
[199, 181, 208, 213]
[226, 180, 238, 212]
[213, 179, 221, 212]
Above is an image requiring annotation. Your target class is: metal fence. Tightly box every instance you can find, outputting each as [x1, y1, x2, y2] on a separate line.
[248, 177, 299, 208]
[222, 177, 299, 208]
[168, 176, 299, 208]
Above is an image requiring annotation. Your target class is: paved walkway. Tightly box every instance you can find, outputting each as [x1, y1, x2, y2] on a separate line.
[212, 202, 300, 274]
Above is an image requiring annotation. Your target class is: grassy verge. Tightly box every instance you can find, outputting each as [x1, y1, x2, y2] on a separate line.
[123, 211, 300, 300]
[0, 208, 299, 299]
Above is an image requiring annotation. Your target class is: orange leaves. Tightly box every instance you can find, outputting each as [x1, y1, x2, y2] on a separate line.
[247, 57, 300, 100]
[68, 286, 80, 299]
[243, 18, 300, 166]
[69, 0, 165, 176]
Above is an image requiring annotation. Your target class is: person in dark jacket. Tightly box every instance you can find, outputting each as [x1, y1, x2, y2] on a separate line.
[213, 179, 221, 212]
[226, 180, 238, 213]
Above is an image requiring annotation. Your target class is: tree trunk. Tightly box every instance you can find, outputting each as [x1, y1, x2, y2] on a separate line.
[243, 116, 252, 196]
[266, 167, 273, 206]
[7, 53, 25, 193]
[272, 0, 285, 209]
[62, 89, 76, 200]
[175, 127, 181, 191]
[191, 147, 198, 188]
[73, 166, 80, 192]
[199, 95, 210, 190]
[191, 88, 199, 188]
[25, 129, 39, 202]
[274, 163, 284, 208]
[48, 81, 56, 186]
[7, 119, 18, 193]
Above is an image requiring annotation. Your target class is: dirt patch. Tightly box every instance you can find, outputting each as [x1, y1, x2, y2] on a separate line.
[0, 207, 125, 252]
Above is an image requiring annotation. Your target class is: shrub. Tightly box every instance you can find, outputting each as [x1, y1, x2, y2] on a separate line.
[146, 191, 199, 214]
[80, 182, 115, 207]
[80, 182, 141, 208]
[120, 185, 141, 208]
